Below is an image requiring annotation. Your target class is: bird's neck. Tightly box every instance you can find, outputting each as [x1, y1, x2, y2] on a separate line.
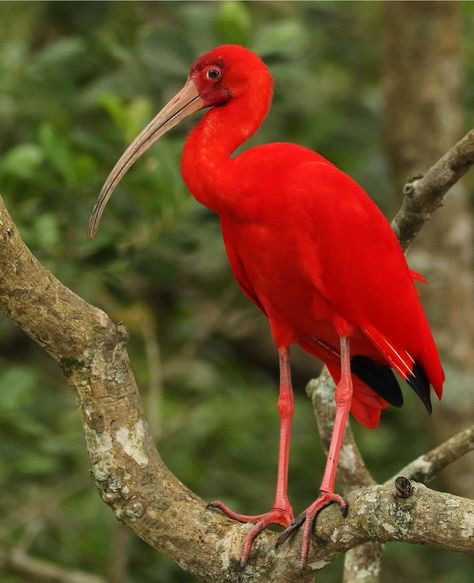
[181, 89, 271, 215]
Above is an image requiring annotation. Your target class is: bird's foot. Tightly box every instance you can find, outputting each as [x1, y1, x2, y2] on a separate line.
[207, 500, 294, 566]
[275, 490, 347, 568]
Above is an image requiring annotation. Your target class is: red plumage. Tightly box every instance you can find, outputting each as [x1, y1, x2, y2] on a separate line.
[182, 46, 444, 430]
[90, 43, 444, 566]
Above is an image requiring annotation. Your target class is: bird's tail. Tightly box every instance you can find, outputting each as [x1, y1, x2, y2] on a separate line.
[362, 324, 444, 412]
[299, 316, 444, 430]
[299, 340, 390, 429]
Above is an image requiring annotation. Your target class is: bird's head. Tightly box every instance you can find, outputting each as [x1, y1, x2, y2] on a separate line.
[88, 44, 271, 238]
[189, 44, 272, 106]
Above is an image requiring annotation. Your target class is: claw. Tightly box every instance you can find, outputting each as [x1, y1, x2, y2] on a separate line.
[274, 491, 348, 568]
[207, 500, 293, 565]
[207, 500, 268, 524]
[275, 512, 306, 547]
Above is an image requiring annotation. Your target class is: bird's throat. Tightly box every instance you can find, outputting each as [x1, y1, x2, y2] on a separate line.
[181, 91, 271, 214]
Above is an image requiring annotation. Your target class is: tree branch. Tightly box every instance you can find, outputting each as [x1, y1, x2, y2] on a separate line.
[391, 128, 474, 250]
[343, 543, 383, 583]
[0, 545, 106, 583]
[0, 196, 238, 583]
[390, 424, 474, 485]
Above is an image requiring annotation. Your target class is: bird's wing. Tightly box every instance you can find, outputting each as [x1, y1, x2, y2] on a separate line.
[220, 218, 268, 316]
[291, 161, 444, 396]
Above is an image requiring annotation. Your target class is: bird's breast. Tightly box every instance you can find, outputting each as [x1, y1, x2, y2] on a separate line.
[221, 218, 337, 341]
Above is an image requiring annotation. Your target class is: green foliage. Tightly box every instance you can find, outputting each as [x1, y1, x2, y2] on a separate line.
[0, 2, 472, 582]
[216, 1, 251, 46]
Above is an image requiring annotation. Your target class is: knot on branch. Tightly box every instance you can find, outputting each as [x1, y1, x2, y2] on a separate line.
[402, 174, 424, 197]
[394, 476, 414, 499]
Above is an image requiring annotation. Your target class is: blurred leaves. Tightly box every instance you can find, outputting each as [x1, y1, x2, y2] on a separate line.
[216, 1, 251, 46]
[0, 367, 37, 410]
[252, 20, 307, 57]
[100, 94, 153, 143]
[39, 123, 77, 186]
[0, 143, 44, 180]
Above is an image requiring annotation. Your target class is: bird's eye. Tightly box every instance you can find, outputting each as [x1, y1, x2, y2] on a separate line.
[206, 67, 221, 81]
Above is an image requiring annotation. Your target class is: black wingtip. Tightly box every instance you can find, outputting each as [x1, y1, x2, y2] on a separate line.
[351, 355, 404, 407]
[406, 361, 432, 414]
[351, 356, 433, 415]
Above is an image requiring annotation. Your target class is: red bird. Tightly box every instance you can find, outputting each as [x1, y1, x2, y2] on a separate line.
[89, 45, 444, 566]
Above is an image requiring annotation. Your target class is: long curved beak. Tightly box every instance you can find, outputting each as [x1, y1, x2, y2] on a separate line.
[88, 79, 204, 239]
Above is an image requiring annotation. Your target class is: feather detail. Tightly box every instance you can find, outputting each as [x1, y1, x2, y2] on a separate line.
[363, 325, 433, 413]
[410, 269, 428, 284]
[362, 326, 414, 381]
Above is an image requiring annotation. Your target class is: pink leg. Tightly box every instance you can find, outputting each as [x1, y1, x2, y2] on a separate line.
[208, 347, 295, 565]
[277, 336, 352, 566]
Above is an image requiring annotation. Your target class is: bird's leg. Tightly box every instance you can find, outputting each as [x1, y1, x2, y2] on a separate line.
[277, 336, 352, 567]
[208, 347, 295, 565]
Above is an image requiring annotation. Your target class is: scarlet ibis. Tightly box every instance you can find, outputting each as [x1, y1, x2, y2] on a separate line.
[89, 45, 444, 566]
